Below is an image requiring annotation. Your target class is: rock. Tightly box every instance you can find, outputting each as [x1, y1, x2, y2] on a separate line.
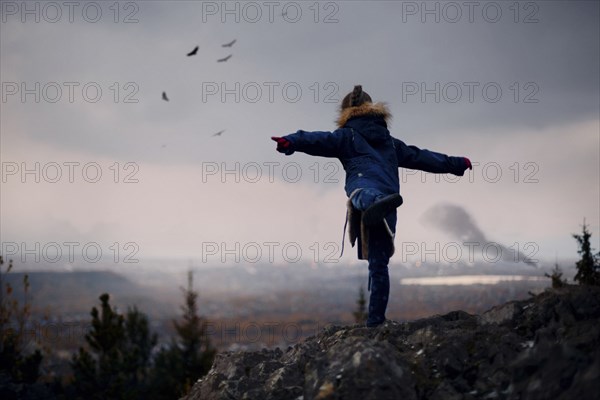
[182, 285, 600, 400]
[304, 335, 417, 400]
[479, 302, 517, 325]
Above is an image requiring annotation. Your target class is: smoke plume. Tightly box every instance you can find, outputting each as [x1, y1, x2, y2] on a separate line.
[421, 203, 537, 267]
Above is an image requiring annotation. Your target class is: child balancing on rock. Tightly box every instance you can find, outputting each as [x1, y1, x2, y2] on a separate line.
[271, 85, 471, 327]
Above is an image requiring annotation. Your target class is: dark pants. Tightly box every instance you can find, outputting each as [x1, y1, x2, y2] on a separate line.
[350, 188, 395, 327]
[366, 223, 393, 327]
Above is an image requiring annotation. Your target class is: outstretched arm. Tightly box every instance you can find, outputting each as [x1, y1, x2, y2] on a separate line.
[393, 138, 470, 176]
[272, 129, 346, 158]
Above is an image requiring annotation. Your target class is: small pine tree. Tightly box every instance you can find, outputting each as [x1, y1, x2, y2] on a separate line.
[122, 307, 158, 399]
[545, 264, 567, 288]
[352, 286, 368, 324]
[148, 345, 183, 400]
[573, 221, 600, 286]
[70, 294, 157, 399]
[149, 271, 216, 398]
[71, 293, 126, 399]
[0, 256, 43, 385]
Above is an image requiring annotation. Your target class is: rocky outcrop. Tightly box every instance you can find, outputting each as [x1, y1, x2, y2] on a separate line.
[183, 285, 600, 400]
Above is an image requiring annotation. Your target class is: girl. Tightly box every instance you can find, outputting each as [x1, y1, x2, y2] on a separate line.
[272, 85, 471, 327]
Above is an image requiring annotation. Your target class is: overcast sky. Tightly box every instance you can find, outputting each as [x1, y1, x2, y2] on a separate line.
[1, 1, 599, 270]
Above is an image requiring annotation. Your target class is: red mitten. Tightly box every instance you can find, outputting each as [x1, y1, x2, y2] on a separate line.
[271, 136, 291, 153]
[464, 157, 472, 170]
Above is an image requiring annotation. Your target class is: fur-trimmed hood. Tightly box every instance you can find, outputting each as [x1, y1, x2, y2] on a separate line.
[336, 102, 392, 128]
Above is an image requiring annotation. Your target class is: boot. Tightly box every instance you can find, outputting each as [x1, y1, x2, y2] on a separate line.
[362, 193, 403, 227]
[366, 265, 390, 328]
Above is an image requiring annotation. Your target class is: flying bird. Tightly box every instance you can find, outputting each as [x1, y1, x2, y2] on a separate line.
[162, 92, 169, 101]
[217, 54, 232, 62]
[187, 46, 199, 56]
[222, 39, 236, 47]
[212, 130, 225, 137]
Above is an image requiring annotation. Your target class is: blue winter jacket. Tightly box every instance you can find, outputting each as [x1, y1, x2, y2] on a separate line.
[281, 102, 468, 235]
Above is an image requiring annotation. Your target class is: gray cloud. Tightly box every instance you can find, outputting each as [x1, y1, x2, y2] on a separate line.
[2, 1, 598, 165]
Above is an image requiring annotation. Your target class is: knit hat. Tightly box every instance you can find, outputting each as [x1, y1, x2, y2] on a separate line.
[341, 85, 372, 110]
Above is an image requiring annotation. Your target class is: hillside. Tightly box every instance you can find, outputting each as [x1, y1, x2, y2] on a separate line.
[4, 271, 173, 316]
[183, 285, 600, 400]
